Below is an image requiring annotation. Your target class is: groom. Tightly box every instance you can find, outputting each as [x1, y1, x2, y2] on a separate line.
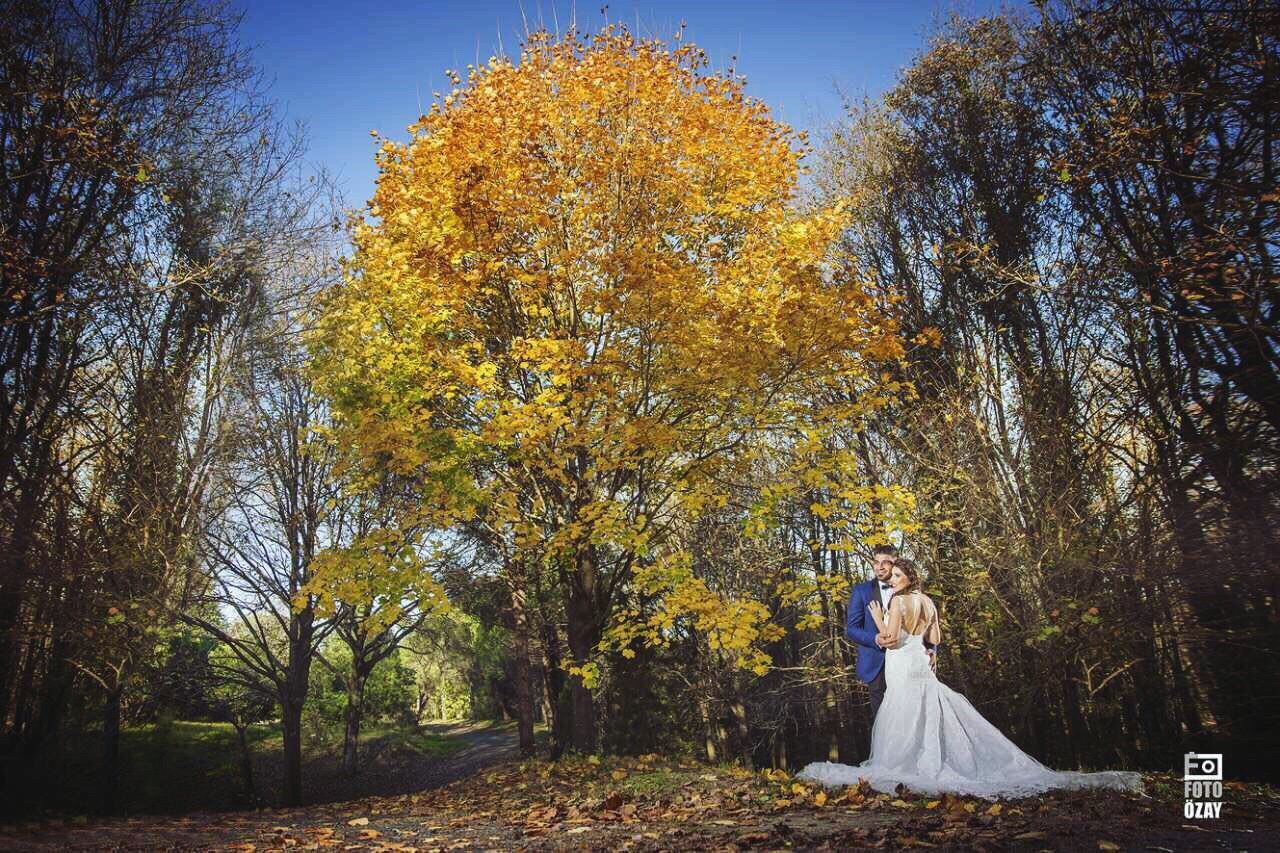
[845, 544, 938, 723]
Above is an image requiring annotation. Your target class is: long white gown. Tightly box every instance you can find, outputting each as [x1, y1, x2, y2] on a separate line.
[798, 596, 1144, 800]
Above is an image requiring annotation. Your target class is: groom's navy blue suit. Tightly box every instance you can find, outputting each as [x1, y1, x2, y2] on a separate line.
[846, 578, 939, 723]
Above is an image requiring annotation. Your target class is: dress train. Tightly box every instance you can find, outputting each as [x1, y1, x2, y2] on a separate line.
[797, 633, 1144, 800]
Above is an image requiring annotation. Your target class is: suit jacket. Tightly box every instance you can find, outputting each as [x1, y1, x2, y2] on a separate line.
[845, 578, 941, 684]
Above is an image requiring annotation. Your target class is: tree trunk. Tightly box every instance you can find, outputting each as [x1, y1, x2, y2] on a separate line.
[819, 592, 843, 763]
[564, 550, 600, 754]
[101, 686, 122, 814]
[234, 721, 257, 804]
[281, 697, 304, 806]
[510, 584, 536, 758]
[698, 694, 717, 761]
[342, 670, 367, 776]
[542, 620, 569, 760]
[729, 699, 752, 768]
[0, 493, 39, 735]
[282, 608, 315, 806]
[415, 685, 430, 723]
[0, 586, 22, 741]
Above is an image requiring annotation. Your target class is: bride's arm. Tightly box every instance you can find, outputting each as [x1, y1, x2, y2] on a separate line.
[885, 596, 903, 638]
[925, 597, 942, 647]
[868, 599, 887, 632]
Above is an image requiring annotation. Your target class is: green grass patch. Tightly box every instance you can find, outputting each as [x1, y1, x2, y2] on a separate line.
[116, 720, 276, 810]
[392, 728, 469, 758]
[617, 768, 686, 796]
[14, 720, 278, 816]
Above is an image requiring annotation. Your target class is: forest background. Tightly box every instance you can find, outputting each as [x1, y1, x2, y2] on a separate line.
[0, 0, 1276, 818]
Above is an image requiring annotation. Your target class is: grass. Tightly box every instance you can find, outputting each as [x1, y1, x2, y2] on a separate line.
[617, 768, 685, 796]
[122, 718, 274, 763]
[365, 724, 469, 759]
[12, 718, 479, 817]
[10, 720, 278, 816]
[117, 720, 277, 812]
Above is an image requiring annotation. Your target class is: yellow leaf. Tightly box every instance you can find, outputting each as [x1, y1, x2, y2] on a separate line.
[306, 25, 908, 689]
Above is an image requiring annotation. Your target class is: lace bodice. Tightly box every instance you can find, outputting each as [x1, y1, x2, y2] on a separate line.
[891, 591, 941, 644]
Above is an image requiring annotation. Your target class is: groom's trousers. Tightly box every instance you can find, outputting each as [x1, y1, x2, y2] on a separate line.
[867, 666, 887, 724]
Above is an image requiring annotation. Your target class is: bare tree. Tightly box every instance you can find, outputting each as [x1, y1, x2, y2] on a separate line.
[0, 0, 332, 810]
[184, 241, 346, 806]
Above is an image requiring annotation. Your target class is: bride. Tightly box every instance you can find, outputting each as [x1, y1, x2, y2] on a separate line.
[798, 557, 1144, 800]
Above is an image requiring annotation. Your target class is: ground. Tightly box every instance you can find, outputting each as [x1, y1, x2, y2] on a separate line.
[4, 723, 1278, 851]
[8, 718, 480, 814]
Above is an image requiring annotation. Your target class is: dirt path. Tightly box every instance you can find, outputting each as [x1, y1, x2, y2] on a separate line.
[244, 720, 533, 808]
[409, 721, 525, 790]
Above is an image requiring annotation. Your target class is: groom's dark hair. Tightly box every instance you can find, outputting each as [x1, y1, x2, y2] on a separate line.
[872, 544, 898, 557]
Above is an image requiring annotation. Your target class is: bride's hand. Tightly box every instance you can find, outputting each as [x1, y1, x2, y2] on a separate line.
[868, 601, 882, 618]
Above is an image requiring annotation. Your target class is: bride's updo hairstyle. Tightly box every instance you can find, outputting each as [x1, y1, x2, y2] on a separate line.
[892, 556, 923, 595]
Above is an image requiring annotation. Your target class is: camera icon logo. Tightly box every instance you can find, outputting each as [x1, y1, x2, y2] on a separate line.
[1184, 752, 1223, 781]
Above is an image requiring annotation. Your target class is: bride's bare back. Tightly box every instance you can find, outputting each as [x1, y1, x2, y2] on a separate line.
[892, 591, 941, 646]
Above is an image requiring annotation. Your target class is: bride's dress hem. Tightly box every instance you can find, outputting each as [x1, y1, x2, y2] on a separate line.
[796, 759, 1144, 801]
[798, 632, 1144, 801]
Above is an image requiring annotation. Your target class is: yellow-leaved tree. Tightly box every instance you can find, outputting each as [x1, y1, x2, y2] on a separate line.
[309, 26, 907, 754]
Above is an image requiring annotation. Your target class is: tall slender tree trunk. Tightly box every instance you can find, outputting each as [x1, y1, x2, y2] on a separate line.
[280, 607, 315, 806]
[0, 585, 22, 738]
[510, 583, 536, 757]
[342, 670, 367, 776]
[542, 620, 568, 759]
[697, 693, 718, 761]
[101, 685, 122, 814]
[234, 721, 257, 804]
[565, 573, 598, 754]
[0, 492, 40, 734]
[281, 697, 304, 806]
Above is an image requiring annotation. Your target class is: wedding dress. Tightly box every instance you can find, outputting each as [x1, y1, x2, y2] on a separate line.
[798, 592, 1144, 800]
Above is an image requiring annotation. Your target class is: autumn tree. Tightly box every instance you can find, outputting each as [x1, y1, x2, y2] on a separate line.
[310, 26, 905, 755]
[305, 495, 454, 775]
[187, 253, 347, 806]
[804, 1, 1278, 776]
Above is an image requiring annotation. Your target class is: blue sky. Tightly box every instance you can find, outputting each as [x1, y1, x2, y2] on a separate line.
[237, 0, 1025, 209]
